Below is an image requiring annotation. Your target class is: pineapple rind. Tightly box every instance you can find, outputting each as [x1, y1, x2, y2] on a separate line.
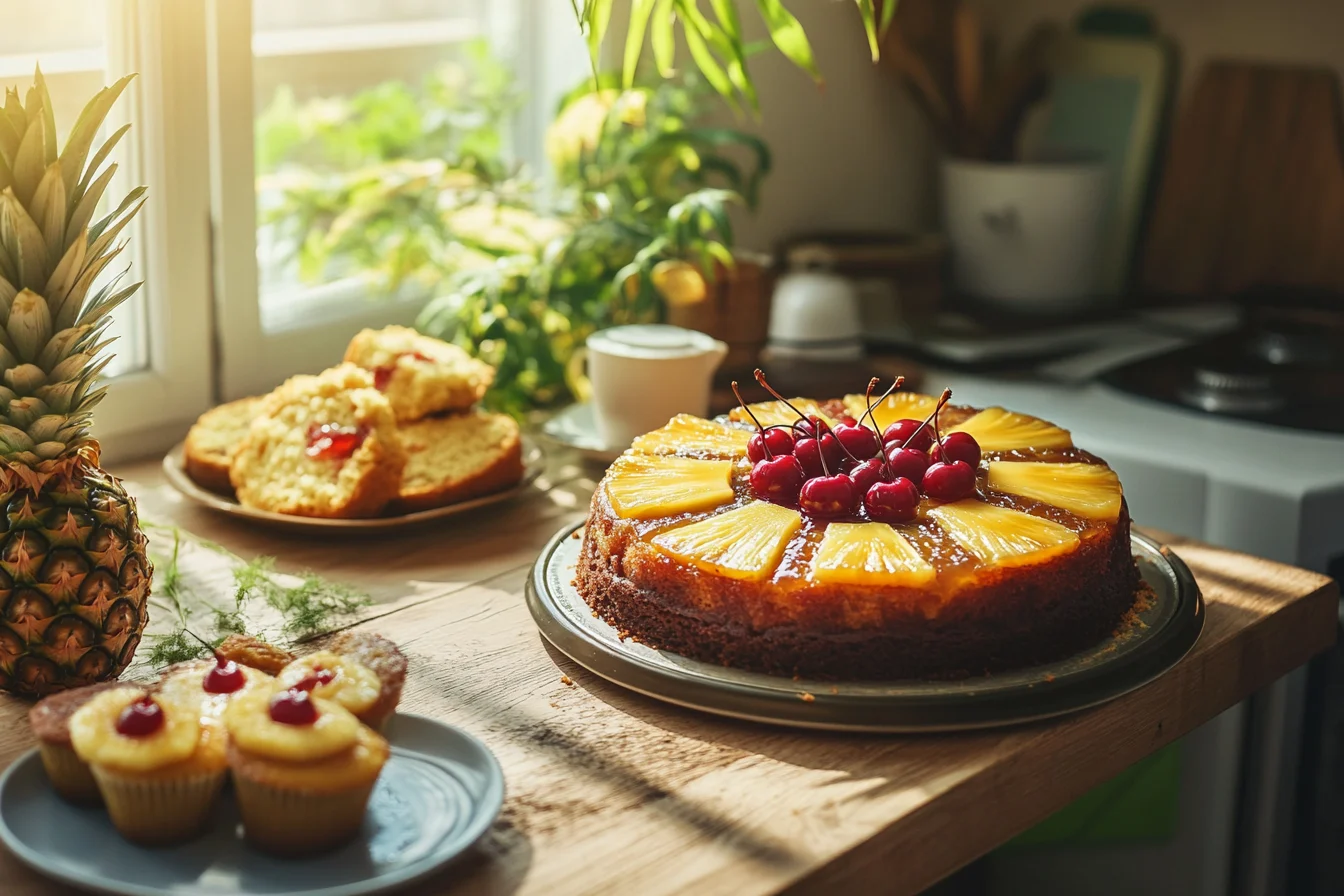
[986, 462, 1122, 520]
[947, 407, 1073, 451]
[605, 454, 735, 519]
[728, 399, 833, 429]
[842, 392, 940, 434]
[652, 501, 802, 581]
[812, 522, 935, 586]
[630, 414, 751, 457]
[928, 500, 1080, 567]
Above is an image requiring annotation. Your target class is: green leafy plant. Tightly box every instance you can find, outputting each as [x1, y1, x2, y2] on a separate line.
[573, 0, 899, 109]
[418, 73, 770, 415]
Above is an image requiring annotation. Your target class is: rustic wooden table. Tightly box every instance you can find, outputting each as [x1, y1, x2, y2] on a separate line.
[0, 449, 1337, 896]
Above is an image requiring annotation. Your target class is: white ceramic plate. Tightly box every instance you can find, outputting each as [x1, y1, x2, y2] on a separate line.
[0, 713, 504, 896]
[540, 404, 624, 462]
[162, 439, 545, 534]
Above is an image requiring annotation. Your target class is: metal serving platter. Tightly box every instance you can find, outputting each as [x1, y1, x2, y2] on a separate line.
[163, 438, 544, 535]
[527, 523, 1204, 732]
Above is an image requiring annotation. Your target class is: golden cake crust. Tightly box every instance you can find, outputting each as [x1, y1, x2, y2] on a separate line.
[184, 397, 262, 493]
[230, 364, 406, 518]
[576, 399, 1141, 680]
[392, 410, 524, 513]
[344, 325, 494, 421]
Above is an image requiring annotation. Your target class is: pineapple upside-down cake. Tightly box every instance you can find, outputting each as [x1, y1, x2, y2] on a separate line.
[576, 375, 1142, 680]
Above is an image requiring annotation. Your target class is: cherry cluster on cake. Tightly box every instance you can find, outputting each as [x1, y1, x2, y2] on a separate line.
[733, 371, 981, 523]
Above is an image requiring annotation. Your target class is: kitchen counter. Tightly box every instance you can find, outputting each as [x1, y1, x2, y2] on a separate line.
[0, 449, 1336, 895]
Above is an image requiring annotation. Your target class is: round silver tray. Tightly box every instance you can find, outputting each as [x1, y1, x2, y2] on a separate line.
[527, 523, 1204, 732]
[163, 438, 545, 534]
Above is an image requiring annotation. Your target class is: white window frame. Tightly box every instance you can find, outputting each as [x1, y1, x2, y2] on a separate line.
[206, 0, 563, 402]
[94, 0, 214, 462]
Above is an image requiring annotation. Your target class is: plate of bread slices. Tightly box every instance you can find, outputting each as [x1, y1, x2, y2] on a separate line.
[165, 326, 544, 532]
[0, 633, 505, 896]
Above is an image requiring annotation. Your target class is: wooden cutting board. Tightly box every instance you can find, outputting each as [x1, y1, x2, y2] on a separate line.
[1139, 61, 1344, 301]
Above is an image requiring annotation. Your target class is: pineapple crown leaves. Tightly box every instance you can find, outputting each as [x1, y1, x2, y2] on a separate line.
[0, 67, 144, 464]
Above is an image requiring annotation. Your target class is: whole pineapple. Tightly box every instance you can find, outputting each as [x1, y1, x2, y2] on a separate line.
[0, 69, 151, 697]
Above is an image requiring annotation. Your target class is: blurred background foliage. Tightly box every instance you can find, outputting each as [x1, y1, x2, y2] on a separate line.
[255, 39, 770, 416]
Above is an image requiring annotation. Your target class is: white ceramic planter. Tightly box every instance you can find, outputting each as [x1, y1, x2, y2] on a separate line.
[940, 157, 1111, 313]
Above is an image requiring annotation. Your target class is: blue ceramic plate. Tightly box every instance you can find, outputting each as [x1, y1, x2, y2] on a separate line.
[0, 714, 504, 896]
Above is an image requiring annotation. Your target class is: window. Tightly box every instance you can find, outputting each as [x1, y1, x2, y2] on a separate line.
[0, 1, 586, 458]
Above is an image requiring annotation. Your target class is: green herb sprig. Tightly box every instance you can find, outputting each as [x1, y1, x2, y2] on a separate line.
[143, 523, 371, 668]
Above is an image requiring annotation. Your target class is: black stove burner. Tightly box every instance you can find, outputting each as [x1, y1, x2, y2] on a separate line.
[1103, 301, 1344, 434]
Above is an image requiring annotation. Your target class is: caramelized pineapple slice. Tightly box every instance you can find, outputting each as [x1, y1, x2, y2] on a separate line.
[946, 407, 1073, 451]
[652, 502, 802, 581]
[842, 391, 940, 433]
[728, 398, 833, 429]
[812, 522, 935, 587]
[987, 462, 1122, 520]
[928, 500, 1079, 567]
[605, 455, 735, 519]
[630, 414, 751, 457]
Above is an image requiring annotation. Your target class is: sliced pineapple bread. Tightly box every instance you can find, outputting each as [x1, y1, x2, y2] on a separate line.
[230, 364, 406, 518]
[392, 409, 524, 513]
[344, 325, 494, 422]
[184, 396, 263, 493]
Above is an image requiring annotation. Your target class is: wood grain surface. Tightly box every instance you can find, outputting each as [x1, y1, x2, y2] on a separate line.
[1140, 61, 1344, 300]
[0, 449, 1336, 896]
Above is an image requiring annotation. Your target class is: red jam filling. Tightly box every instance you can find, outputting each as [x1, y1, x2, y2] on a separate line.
[115, 696, 165, 737]
[203, 658, 245, 694]
[372, 351, 434, 391]
[305, 423, 368, 460]
[291, 666, 336, 692]
[268, 689, 319, 726]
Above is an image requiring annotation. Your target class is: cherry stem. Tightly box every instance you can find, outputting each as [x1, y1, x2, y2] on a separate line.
[752, 369, 811, 426]
[863, 377, 903, 477]
[901, 388, 953, 451]
[183, 629, 223, 663]
[731, 380, 772, 460]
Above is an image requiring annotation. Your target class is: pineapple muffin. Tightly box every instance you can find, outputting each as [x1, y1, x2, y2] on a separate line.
[70, 687, 228, 845]
[577, 396, 1141, 680]
[225, 685, 389, 855]
[158, 655, 274, 721]
[274, 632, 406, 730]
[183, 396, 263, 493]
[230, 364, 406, 518]
[392, 410, 524, 513]
[29, 681, 135, 805]
[344, 325, 494, 422]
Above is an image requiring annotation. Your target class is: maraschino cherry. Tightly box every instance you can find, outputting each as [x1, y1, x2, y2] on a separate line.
[934, 430, 982, 467]
[865, 477, 921, 523]
[832, 418, 880, 461]
[886, 445, 931, 482]
[185, 630, 247, 694]
[733, 381, 806, 506]
[921, 393, 977, 501]
[747, 426, 795, 464]
[882, 418, 934, 452]
[847, 377, 903, 496]
[797, 418, 857, 518]
[292, 666, 338, 692]
[269, 688, 319, 726]
[116, 696, 165, 737]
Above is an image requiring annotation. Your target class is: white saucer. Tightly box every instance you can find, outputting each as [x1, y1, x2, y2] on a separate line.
[540, 404, 626, 462]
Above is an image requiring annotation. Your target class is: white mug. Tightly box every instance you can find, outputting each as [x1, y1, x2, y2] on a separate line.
[586, 325, 728, 448]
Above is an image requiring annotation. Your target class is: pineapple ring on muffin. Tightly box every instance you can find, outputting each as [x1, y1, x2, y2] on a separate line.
[276, 651, 382, 719]
[344, 325, 494, 422]
[225, 687, 363, 763]
[230, 364, 406, 518]
[327, 631, 408, 730]
[183, 396, 263, 493]
[392, 410, 524, 513]
[158, 657, 274, 720]
[70, 688, 203, 773]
